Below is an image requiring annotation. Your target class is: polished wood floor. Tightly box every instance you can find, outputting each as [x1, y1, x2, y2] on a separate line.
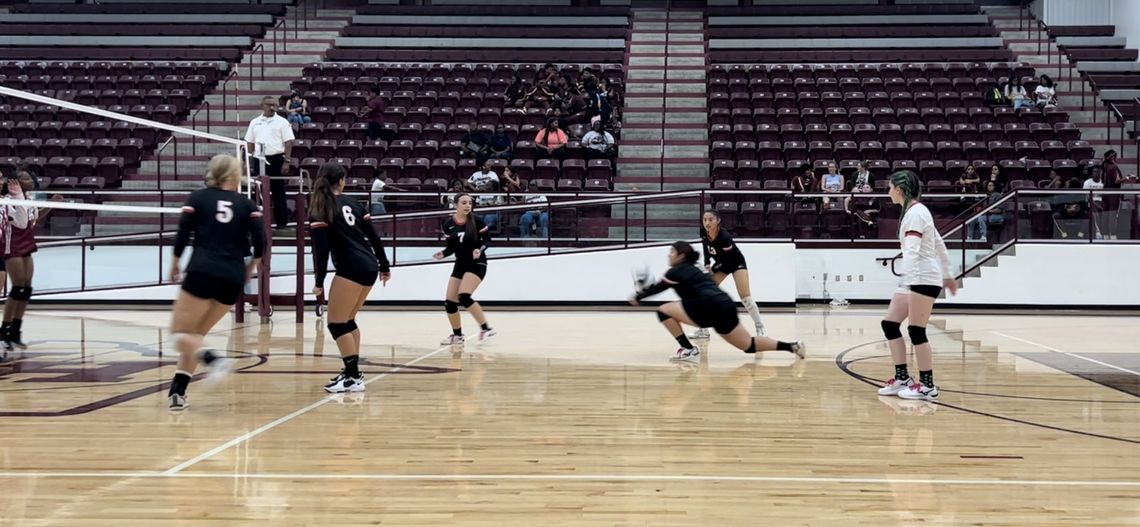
[1, 308, 1138, 526]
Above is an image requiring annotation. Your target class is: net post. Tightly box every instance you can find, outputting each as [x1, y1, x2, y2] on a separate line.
[258, 174, 274, 322]
[294, 192, 307, 324]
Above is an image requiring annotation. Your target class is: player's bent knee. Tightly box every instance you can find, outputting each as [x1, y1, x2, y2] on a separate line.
[344, 319, 358, 334]
[907, 324, 928, 346]
[457, 293, 475, 308]
[328, 322, 353, 340]
[656, 310, 671, 323]
[444, 300, 459, 314]
[881, 320, 903, 340]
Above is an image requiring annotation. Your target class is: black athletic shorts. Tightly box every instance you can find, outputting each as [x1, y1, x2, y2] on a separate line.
[451, 261, 487, 280]
[711, 261, 746, 275]
[335, 268, 378, 288]
[910, 285, 943, 299]
[181, 271, 244, 306]
[684, 299, 740, 335]
[0, 257, 6, 272]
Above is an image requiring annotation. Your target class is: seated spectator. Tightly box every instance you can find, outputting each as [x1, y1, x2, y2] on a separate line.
[461, 125, 490, 161]
[957, 165, 980, 192]
[524, 81, 556, 111]
[468, 160, 499, 190]
[969, 180, 1007, 242]
[793, 166, 817, 198]
[986, 165, 1007, 192]
[1043, 169, 1063, 189]
[501, 166, 523, 193]
[519, 181, 549, 239]
[1053, 199, 1091, 239]
[820, 161, 845, 204]
[1035, 74, 1057, 110]
[488, 127, 513, 160]
[1004, 78, 1030, 112]
[444, 179, 470, 209]
[286, 91, 310, 126]
[581, 121, 616, 160]
[984, 83, 1007, 107]
[535, 118, 568, 160]
[473, 178, 502, 230]
[847, 161, 877, 236]
[504, 75, 527, 108]
[600, 78, 622, 125]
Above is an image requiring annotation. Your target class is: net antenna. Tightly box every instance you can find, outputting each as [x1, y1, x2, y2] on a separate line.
[0, 85, 252, 198]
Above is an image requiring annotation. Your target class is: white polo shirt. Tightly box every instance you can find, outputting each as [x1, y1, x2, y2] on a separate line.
[244, 113, 295, 157]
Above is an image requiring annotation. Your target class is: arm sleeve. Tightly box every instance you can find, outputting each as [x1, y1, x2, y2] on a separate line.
[173, 198, 196, 258]
[932, 226, 954, 280]
[248, 208, 266, 259]
[360, 213, 391, 273]
[719, 231, 735, 253]
[310, 220, 330, 287]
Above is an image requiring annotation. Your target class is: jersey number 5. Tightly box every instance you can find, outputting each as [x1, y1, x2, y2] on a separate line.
[216, 200, 234, 223]
[342, 205, 356, 226]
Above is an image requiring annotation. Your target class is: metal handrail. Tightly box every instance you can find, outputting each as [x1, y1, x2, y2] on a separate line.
[220, 68, 239, 120]
[154, 134, 177, 191]
[271, 18, 287, 62]
[247, 43, 266, 90]
[187, 100, 211, 155]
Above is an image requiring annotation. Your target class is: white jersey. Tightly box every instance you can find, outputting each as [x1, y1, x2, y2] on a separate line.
[899, 202, 953, 289]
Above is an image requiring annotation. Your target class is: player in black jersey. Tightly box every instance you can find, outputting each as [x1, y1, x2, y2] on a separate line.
[433, 193, 495, 346]
[630, 241, 804, 363]
[690, 210, 766, 339]
[167, 155, 266, 411]
[309, 162, 392, 393]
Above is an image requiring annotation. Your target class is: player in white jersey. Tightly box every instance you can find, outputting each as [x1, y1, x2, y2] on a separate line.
[876, 170, 958, 401]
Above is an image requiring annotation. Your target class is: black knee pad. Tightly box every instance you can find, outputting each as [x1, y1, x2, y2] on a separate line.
[444, 300, 459, 314]
[344, 319, 358, 334]
[20, 286, 31, 300]
[457, 293, 475, 308]
[656, 310, 671, 322]
[907, 325, 928, 346]
[881, 320, 902, 340]
[328, 322, 353, 340]
[9, 287, 30, 301]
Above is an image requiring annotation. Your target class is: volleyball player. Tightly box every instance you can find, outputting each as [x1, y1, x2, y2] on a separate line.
[690, 210, 765, 340]
[166, 155, 266, 411]
[876, 171, 958, 401]
[433, 193, 495, 345]
[630, 241, 804, 363]
[1, 169, 42, 351]
[309, 162, 391, 393]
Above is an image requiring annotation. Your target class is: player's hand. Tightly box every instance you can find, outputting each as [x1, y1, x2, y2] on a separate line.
[433, 251, 445, 260]
[472, 248, 482, 259]
[943, 278, 959, 296]
[312, 286, 324, 297]
[380, 272, 391, 286]
[168, 263, 181, 283]
[628, 295, 640, 306]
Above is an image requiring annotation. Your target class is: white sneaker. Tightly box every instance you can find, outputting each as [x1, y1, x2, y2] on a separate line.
[441, 334, 465, 346]
[199, 349, 234, 388]
[755, 321, 766, 336]
[168, 394, 189, 411]
[789, 340, 806, 359]
[670, 347, 701, 363]
[478, 328, 497, 343]
[324, 371, 366, 393]
[899, 382, 939, 401]
[689, 328, 711, 339]
[877, 377, 913, 396]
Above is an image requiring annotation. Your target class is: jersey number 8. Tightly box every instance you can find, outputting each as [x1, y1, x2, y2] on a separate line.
[342, 205, 356, 225]
[216, 200, 234, 223]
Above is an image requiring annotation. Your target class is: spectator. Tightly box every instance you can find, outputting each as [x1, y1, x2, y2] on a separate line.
[1084, 166, 1106, 239]
[473, 178, 502, 230]
[444, 179, 469, 209]
[1102, 149, 1137, 239]
[519, 181, 549, 239]
[793, 166, 817, 198]
[1053, 199, 1091, 239]
[847, 161, 877, 237]
[244, 96, 294, 230]
[969, 180, 1006, 242]
[461, 125, 490, 162]
[524, 81, 556, 111]
[1004, 78, 1029, 112]
[534, 118, 568, 160]
[488, 127, 513, 160]
[957, 165, 980, 192]
[358, 86, 387, 140]
[286, 91, 311, 126]
[501, 166, 523, 193]
[1065, 177, 1083, 189]
[1034, 74, 1057, 110]
[984, 83, 1006, 107]
[581, 121, 616, 160]
[820, 161, 845, 205]
[504, 75, 527, 108]
[468, 160, 499, 190]
[1043, 169, 1063, 189]
[986, 164, 1006, 192]
[369, 174, 405, 216]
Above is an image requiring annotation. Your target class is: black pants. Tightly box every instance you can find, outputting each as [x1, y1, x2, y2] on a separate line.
[254, 154, 288, 228]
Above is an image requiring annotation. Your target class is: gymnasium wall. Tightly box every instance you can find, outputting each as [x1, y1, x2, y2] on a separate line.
[38, 244, 1140, 307]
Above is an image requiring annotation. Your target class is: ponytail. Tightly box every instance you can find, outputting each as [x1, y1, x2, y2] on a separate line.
[890, 170, 922, 233]
[205, 154, 241, 189]
[310, 162, 346, 224]
[672, 241, 699, 264]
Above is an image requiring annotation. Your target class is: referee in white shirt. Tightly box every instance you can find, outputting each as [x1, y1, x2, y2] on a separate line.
[244, 96, 295, 229]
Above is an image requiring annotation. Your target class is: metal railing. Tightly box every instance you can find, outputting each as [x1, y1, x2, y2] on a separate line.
[220, 68, 239, 120]
[247, 43, 266, 91]
[271, 18, 288, 62]
[187, 101, 211, 154]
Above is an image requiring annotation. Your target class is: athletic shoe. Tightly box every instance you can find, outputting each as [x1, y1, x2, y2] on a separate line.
[8, 331, 27, 351]
[755, 321, 766, 336]
[670, 347, 701, 363]
[324, 371, 366, 393]
[199, 349, 235, 388]
[1, 339, 11, 352]
[168, 394, 189, 411]
[899, 383, 939, 401]
[689, 328, 710, 339]
[440, 334, 465, 346]
[478, 328, 497, 343]
[877, 377, 913, 396]
[789, 340, 806, 359]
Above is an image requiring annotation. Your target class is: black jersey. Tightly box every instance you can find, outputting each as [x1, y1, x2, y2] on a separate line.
[700, 226, 745, 269]
[310, 194, 390, 286]
[636, 263, 734, 304]
[441, 214, 490, 264]
[174, 187, 266, 284]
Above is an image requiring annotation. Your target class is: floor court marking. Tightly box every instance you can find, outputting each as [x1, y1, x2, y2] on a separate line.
[2, 471, 1140, 488]
[990, 331, 1140, 377]
[162, 345, 453, 475]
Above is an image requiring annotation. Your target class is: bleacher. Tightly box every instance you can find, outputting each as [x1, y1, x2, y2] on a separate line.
[1049, 25, 1140, 131]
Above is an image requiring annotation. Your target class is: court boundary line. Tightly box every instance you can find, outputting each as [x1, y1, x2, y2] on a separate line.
[2, 471, 1140, 488]
[990, 331, 1140, 377]
[162, 345, 453, 475]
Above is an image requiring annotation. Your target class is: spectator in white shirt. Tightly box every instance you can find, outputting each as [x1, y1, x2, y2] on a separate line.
[370, 175, 405, 215]
[471, 176, 501, 230]
[580, 121, 616, 161]
[1084, 167, 1106, 239]
[244, 96, 295, 229]
[519, 181, 549, 238]
[1034, 75, 1056, 110]
[468, 161, 499, 190]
